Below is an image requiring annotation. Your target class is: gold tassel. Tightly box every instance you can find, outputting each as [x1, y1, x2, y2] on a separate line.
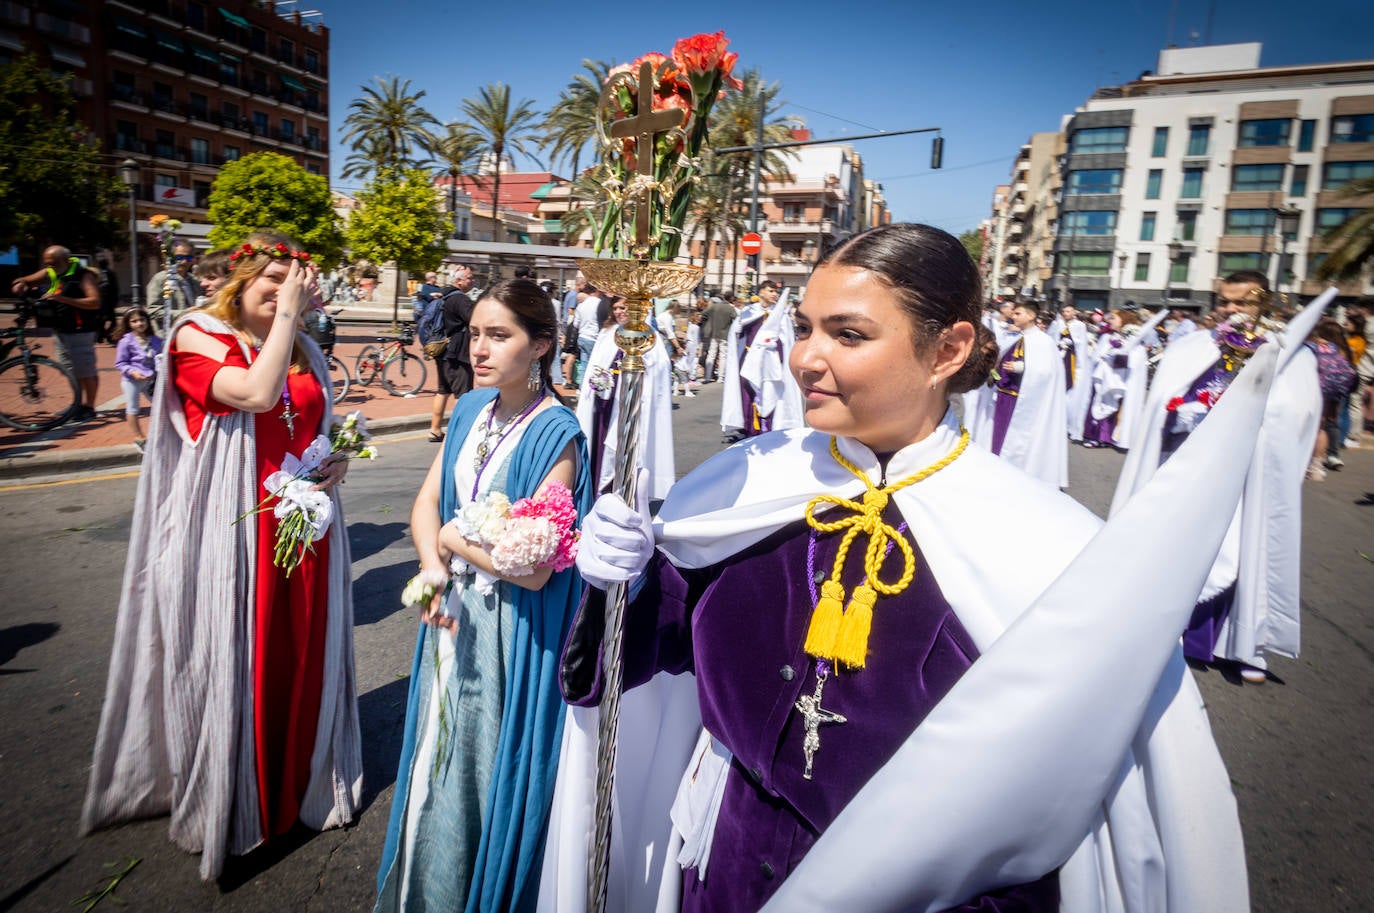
[804, 580, 846, 658]
[835, 584, 877, 668]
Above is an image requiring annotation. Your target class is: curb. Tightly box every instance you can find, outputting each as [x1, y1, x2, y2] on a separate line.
[0, 413, 435, 481]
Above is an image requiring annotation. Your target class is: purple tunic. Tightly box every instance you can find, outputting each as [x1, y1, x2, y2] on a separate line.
[737, 317, 775, 437]
[1183, 582, 1236, 662]
[588, 351, 622, 494]
[990, 339, 1024, 455]
[1082, 345, 1126, 445]
[1160, 359, 1235, 462]
[561, 503, 1059, 913]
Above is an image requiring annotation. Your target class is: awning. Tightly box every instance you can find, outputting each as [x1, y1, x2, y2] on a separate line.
[530, 182, 557, 200]
[280, 74, 306, 91]
[221, 51, 242, 62]
[113, 19, 147, 38]
[543, 219, 564, 233]
[191, 44, 219, 63]
[155, 31, 185, 52]
[218, 7, 250, 28]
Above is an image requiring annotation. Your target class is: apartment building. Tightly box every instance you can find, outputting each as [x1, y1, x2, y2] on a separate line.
[1047, 42, 1374, 311]
[1, 0, 329, 284]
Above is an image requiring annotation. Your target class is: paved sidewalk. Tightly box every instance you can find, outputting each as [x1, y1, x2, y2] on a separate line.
[0, 321, 460, 479]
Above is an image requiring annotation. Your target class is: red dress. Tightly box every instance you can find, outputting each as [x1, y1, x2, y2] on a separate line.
[173, 326, 331, 837]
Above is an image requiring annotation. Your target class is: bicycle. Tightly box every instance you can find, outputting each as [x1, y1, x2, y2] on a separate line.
[0, 300, 81, 432]
[354, 324, 427, 396]
[305, 310, 350, 403]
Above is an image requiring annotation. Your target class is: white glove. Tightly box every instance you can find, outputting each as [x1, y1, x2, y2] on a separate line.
[576, 468, 654, 590]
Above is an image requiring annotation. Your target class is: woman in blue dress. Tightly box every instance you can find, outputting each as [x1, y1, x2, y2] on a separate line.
[375, 278, 591, 913]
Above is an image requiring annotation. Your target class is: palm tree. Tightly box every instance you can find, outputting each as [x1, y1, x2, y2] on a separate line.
[340, 133, 389, 182]
[541, 59, 612, 179]
[1315, 175, 1374, 281]
[340, 76, 439, 179]
[431, 121, 482, 239]
[709, 68, 798, 231]
[461, 83, 542, 242]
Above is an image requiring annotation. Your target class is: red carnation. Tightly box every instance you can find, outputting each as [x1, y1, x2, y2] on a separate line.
[275, 242, 288, 254]
[1166, 396, 1185, 412]
[298, 251, 311, 262]
[671, 31, 729, 75]
[242, 243, 253, 253]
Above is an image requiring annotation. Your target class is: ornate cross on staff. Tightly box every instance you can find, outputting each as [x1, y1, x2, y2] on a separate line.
[605, 60, 686, 254]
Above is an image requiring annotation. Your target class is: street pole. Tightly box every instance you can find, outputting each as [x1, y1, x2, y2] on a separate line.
[118, 159, 141, 307]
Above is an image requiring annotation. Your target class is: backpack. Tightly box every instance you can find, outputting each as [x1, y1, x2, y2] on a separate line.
[1311, 341, 1357, 397]
[417, 295, 446, 346]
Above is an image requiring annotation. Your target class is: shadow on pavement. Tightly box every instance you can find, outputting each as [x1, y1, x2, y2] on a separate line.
[352, 562, 413, 626]
[358, 676, 409, 811]
[0, 621, 61, 671]
[0, 854, 74, 911]
[348, 521, 409, 563]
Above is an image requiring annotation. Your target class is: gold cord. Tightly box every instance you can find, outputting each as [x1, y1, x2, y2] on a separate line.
[801, 429, 970, 668]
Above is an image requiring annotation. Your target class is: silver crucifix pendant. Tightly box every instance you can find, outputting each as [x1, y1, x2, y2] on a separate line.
[794, 671, 846, 780]
[281, 405, 297, 437]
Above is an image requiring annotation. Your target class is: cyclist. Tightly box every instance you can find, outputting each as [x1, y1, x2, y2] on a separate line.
[10, 245, 102, 421]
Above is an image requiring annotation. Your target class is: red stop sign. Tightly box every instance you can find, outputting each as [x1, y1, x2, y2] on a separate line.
[740, 232, 763, 256]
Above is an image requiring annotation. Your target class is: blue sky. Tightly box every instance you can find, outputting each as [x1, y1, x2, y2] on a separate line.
[323, 0, 1369, 237]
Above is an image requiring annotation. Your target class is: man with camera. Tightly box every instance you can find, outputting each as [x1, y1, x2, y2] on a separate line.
[10, 245, 102, 420]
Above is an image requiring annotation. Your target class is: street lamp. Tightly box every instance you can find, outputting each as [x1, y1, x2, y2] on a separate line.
[802, 238, 816, 266]
[1114, 251, 1127, 310]
[118, 158, 141, 307]
[1274, 206, 1301, 295]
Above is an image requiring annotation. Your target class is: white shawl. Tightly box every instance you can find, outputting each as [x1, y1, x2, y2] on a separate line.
[965, 326, 1069, 488]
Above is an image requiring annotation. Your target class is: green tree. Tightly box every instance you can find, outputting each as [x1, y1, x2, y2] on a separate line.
[340, 76, 439, 180]
[959, 228, 985, 265]
[0, 55, 122, 256]
[1315, 176, 1374, 282]
[206, 152, 343, 264]
[541, 59, 612, 178]
[461, 83, 542, 238]
[343, 168, 447, 324]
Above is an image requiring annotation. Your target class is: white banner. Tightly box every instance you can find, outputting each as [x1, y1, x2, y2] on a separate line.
[155, 185, 196, 206]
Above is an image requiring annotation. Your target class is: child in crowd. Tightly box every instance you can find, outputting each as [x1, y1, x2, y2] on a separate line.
[112, 307, 162, 448]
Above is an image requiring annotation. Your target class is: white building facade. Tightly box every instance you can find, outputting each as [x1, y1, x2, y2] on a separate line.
[1048, 43, 1374, 311]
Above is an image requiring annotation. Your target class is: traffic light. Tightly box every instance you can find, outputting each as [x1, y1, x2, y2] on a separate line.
[931, 136, 944, 170]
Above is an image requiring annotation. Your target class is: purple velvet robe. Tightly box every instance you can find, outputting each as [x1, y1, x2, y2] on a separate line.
[1082, 349, 1127, 445]
[990, 339, 1024, 455]
[737, 317, 774, 437]
[561, 504, 1058, 913]
[588, 351, 622, 494]
[1160, 359, 1234, 461]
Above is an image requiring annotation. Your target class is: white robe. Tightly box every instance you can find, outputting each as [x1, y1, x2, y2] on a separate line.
[539, 342, 1292, 911]
[575, 325, 675, 501]
[1110, 324, 1322, 664]
[737, 293, 804, 431]
[720, 303, 781, 434]
[965, 326, 1068, 488]
[1048, 317, 1093, 440]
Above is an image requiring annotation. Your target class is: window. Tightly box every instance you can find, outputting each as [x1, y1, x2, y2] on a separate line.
[1062, 210, 1118, 235]
[278, 38, 295, 65]
[1298, 119, 1317, 152]
[1238, 118, 1291, 147]
[190, 137, 210, 164]
[1225, 209, 1275, 235]
[1219, 253, 1270, 274]
[1169, 253, 1191, 284]
[1317, 208, 1363, 232]
[1069, 126, 1129, 154]
[1134, 252, 1151, 282]
[1179, 168, 1204, 199]
[303, 49, 319, 73]
[1323, 161, 1374, 189]
[1175, 210, 1197, 241]
[1186, 124, 1211, 156]
[187, 2, 204, 30]
[1140, 212, 1157, 241]
[154, 129, 175, 160]
[222, 101, 240, 126]
[782, 202, 805, 222]
[1067, 169, 1122, 195]
[1152, 126, 1169, 157]
[307, 163, 322, 175]
[1064, 252, 1112, 275]
[155, 173, 177, 191]
[115, 119, 139, 151]
[193, 180, 211, 206]
[250, 26, 267, 53]
[224, 145, 240, 161]
[1290, 164, 1309, 197]
[219, 54, 238, 85]
[306, 125, 320, 150]
[189, 92, 208, 120]
[1145, 169, 1162, 199]
[1232, 163, 1285, 191]
[1332, 114, 1374, 145]
[280, 118, 295, 140]
[252, 110, 269, 136]
[1308, 252, 1327, 277]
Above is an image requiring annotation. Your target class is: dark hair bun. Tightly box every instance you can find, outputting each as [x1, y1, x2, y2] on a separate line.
[947, 322, 999, 394]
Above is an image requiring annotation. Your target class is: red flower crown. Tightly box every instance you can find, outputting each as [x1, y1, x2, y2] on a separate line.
[229, 241, 311, 265]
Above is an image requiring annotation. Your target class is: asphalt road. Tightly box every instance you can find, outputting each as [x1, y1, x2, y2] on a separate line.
[0, 382, 1371, 911]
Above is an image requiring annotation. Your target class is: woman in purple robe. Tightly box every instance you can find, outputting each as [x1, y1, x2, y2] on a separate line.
[550, 224, 1247, 913]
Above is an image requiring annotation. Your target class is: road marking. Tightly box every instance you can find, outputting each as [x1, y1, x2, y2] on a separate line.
[0, 469, 142, 493]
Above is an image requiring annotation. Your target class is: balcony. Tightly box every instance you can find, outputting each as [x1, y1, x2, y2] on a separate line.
[767, 219, 835, 236]
[1011, 202, 1029, 219]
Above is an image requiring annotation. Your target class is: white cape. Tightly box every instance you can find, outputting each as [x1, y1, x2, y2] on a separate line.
[719, 304, 763, 434]
[1110, 317, 1322, 663]
[540, 343, 1292, 910]
[737, 292, 804, 431]
[575, 325, 676, 501]
[965, 326, 1068, 488]
[1049, 317, 1093, 440]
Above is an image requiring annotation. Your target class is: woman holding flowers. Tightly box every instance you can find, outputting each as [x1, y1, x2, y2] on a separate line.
[375, 278, 591, 913]
[82, 229, 362, 880]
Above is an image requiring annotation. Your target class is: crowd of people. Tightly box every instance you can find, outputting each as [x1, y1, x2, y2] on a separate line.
[8, 220, 1366, 912]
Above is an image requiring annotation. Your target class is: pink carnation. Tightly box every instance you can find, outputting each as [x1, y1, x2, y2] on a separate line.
[504, 480, 581, 573]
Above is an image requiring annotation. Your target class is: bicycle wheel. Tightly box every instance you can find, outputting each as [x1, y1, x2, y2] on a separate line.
[328, 355, 351, 402]
[381, 351, 427, 396]
[355, 345, 382, 386]
[0, 355, 81, 432]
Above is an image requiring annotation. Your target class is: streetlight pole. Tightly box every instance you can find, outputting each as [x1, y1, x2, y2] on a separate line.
[1274, 206, 1300, 301]
[118, 159, 141, 307]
